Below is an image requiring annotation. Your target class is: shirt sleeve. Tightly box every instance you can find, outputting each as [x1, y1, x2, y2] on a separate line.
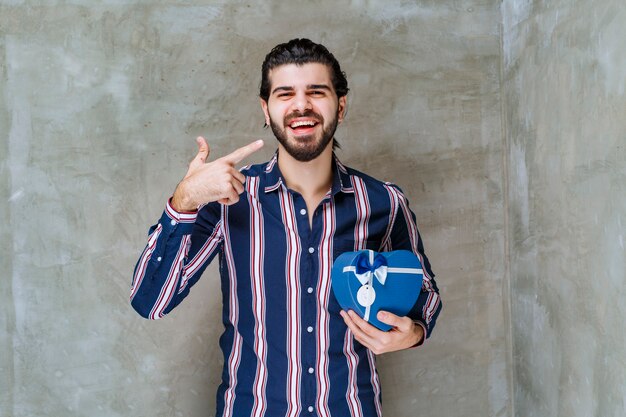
[130, 198, 223, 320]
[386, 184, 442, 344]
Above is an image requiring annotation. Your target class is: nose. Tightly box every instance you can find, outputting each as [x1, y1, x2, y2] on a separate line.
[291, 91, 312, 113]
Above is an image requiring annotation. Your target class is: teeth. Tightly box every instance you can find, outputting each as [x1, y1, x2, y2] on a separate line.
[290, 120, 316, 128]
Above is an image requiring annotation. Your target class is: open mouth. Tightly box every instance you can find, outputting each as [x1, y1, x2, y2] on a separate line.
[288, 119, 319, 134]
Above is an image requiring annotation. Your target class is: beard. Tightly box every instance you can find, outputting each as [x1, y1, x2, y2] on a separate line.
[269, 109, 339, 162]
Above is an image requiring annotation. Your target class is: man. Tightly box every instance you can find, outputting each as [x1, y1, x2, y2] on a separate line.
[131, 38, 441, 417]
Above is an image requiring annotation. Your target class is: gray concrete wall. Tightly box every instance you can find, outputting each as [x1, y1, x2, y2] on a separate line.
[1, 2, 508, 416]
[502, 1, 626, 416]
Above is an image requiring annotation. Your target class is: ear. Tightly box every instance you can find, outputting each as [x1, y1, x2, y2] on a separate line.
[337, 96, 347, 123]
[260, 98, 270, 126]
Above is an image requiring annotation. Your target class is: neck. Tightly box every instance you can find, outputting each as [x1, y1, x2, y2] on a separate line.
[277, 143, 334, 198]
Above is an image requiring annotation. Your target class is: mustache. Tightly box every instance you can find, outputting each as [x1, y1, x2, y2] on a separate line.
[284, 110, 323, 125]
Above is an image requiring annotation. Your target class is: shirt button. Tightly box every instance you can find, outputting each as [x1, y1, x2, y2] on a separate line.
[157, 257, 162, 262]
[308, 367, 314, 374]
[170, 219, 176, 226]
[307, 326, 313, 333]
[308, 247, 315, 254]
[307, 287, 314, 294]
[300, 208, 306, 215]
[308, 406, 314, 413]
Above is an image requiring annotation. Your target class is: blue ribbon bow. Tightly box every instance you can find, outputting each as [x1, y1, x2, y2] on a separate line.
[354, 251, 388, 286]
[351, 251, 388, 321]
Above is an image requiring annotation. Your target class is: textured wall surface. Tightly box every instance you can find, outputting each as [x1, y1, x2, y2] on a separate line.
[502, 1, 626, 416]
[1, 2, 508, 417]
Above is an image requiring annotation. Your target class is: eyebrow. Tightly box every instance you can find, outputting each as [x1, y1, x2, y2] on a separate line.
[271, 84, 333, 95]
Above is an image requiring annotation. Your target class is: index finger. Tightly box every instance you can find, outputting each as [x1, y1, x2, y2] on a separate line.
[347, 310, 385, 337]
[222, 139, 264, 164]
[341, 311, 377, 346]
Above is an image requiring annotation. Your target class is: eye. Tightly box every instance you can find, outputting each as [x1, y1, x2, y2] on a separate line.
[310, 90, 324, 96]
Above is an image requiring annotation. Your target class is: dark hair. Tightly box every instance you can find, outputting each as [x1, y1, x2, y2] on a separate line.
[259, 38, 349, 102]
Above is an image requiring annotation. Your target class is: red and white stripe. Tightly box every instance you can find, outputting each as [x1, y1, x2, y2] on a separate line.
[248, 177, 269, 417]
[335, 157, 348, 174]
[178, 221, 223, 293]
[221, 205, 244, 417]
[381, 184, 400, 252]
[423, 291, 441, 326]
[366, 350, 383, 417]
[387, 186, 441, 325]
[278, 187, 302, 417]
[165, 201, 198, 223]
[130, 224, 162, 300]
[315, 202, 335, 417]
[351, 176, 370, 250]
[343, 330, 363, 417]
[343, 175, 372, 415]
[265, 153, 278, 173]
[149, 234, 191, 319]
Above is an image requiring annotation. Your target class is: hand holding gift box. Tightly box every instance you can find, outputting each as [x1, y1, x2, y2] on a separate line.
[332, 249, 423, 331]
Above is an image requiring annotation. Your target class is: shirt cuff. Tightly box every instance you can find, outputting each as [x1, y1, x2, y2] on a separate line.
[166, 197, 198, 223]
[410, 320, 427, 348]
[158, 198, 198, 237]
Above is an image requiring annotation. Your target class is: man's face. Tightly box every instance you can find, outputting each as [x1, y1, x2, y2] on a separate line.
[261, 63, 346, 162]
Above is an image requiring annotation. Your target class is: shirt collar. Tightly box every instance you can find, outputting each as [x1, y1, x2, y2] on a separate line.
[263, 151, 354, 195]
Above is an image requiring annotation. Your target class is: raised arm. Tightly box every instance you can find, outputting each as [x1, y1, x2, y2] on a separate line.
[130, 137, 264, 319]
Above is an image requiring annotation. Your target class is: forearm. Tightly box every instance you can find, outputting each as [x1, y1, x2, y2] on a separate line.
[130, 138, 257, 319]
[386, 183, 443, 342]
[130, 199, 221, 319]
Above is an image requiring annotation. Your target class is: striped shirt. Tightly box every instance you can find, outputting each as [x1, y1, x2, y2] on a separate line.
[131, 153, 442, 417]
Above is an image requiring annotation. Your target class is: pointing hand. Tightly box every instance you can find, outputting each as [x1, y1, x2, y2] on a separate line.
[171, 137, 264, 211]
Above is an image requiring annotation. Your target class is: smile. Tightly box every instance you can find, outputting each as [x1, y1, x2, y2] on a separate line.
[288, 118, 319, 130]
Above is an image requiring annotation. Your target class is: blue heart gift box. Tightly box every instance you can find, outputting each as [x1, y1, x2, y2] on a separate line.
[331, 250, 423, 331]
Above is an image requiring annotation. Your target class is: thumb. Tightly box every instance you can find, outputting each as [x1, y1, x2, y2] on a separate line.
[188, 136, 210, 171]
[195, 136, 210, 162]
[377, 310, 403, 328]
